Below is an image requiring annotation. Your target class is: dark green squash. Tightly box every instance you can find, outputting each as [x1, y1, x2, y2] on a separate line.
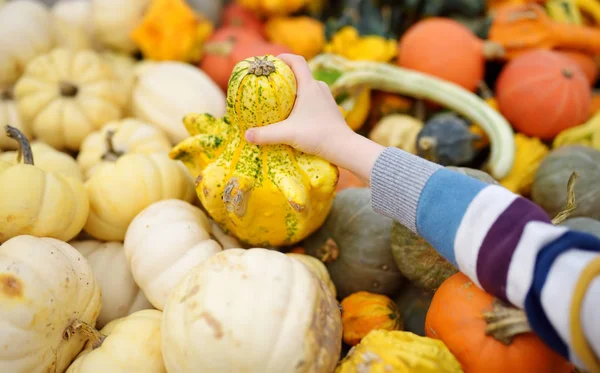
[532, 146, 600, 220]
[446, 166, 500, 185]
[417, 112, 480, 167]
[390, 222, 458, 291]
[561, 217, 600, 238]
[303, 188, 405, 299]
[403, 0, 486, 18]
[394, 283, 435, 336]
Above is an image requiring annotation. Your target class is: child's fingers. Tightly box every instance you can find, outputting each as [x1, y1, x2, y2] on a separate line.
[245, 121, 292, 146]
[278, 54, 313, 87]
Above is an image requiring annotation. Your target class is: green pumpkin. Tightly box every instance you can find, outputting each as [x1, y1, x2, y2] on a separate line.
[390, 222, 457, 291]
[303, 188, 405, 299]
[532, 146, 600, 220]
[446, 166, 500, 185]
[561, 217, 600, 238]
[394, 283, 434, 336]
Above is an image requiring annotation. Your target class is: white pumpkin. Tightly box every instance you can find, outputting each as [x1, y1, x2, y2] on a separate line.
[0, 235, 101, 373]
[70, 240, 154, 329]
[77, 118, 171, 179]
[91, 0, 150, 54]
[52, 0, 95, 50]
[124, 199, 224, 310]
[287, 253, 337, 297]
[84, 153, 195, 241]
[14, 48, 125, 151]
[100, 52, 137, 113]
[0, 0, 54, 86]
[162, 248, 343, 373]
[66, 309, 166, 373]
[132, 61, 226, 144]
[0, 87, 28, 150]
[0, 141, 83, 181]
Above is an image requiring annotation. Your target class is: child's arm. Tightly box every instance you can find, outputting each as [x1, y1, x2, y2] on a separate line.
[246, 54, 600, 370]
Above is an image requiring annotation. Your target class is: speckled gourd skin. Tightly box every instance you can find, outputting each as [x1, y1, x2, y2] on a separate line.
[170, 55, 338, 247]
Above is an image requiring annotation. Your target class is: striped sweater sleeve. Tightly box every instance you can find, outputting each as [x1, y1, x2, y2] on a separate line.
[370, 147, 600, 371]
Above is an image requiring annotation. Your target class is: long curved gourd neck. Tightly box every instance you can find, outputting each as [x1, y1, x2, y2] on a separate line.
[5, 125, 34, 165]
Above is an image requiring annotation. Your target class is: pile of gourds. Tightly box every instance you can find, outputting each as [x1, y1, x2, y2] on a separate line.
[1, 0, 599, 372]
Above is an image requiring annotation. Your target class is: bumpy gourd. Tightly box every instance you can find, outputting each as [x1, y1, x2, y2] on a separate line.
[336, 330, 464, 373]
[500, 133, 549, 196]
[170, 55, 338, 247]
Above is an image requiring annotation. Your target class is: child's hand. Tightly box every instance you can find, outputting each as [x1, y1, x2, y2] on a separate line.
[245, 53, 384, 185]
[244, 54, 354, 161]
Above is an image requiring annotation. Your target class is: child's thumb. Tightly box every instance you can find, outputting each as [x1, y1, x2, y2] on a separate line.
[244, 121, 292, 146]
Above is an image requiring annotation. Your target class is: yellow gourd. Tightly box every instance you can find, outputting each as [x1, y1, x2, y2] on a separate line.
[324, 26, 397, 62]
[336, 330, 464, 373]
[368, 114, 423, 154]
[131, 0, 213, 62]
[236, 0, 308, 16]
[500, 133, 549, 196]
[170, 55, 338, 247]
[286, 252, 337, 297]
[341, 87, 371, 131]
[265, 16, 325, 60]
[0, 126, 89, 243]
[553, 111, 600, 149]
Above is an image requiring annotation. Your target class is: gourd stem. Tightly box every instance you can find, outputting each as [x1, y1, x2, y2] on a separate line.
[101, 129, 124, 161]
[481, 41, 506, 60]
[59, 81, 79, 97]
[5, 125, 34, 165]
[247, 56, 276, 76]
[477, 81, 494, 100]
[63, 320, 106, 349]
[315, 238, 340, 264]
[418, 136, 438, 162]
[552, 172, 579, 225]
[203, 38, 235, 56]
[412, 99, 426, 122]
[483, 300, 532, 345]
[1, 86, 13, 101]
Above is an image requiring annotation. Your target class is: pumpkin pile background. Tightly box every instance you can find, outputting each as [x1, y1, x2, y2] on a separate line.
[1, 0, 599, 372]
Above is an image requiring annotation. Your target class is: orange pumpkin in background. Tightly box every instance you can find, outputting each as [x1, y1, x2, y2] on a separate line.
[232, 40, 292, 62]
[221, 3, 266, 37]
[496, 50, 591, 140]
[200, 27, 264, 91]
[425, 273, 574, 373]
[336, 168, 365, 192]
[591, 91, 600, 116]
[397, 18, 485, 92]
[557, 50, 598, 86]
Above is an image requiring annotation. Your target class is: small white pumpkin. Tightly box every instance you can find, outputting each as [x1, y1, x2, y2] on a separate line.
[14, 48, 126, 151]
[162, 248, 342, 373]
[368, 114, 424, 155]
[66, 309, 166, 373]
[0, 0, 54, 86]
[91, 0, 150, 54]
[100, 52, 137, 113]
[0, 140, 83, 181]
[124, 199, 224, 310]
[0, 86, 28, 150]
[77, 118, 171, 179]
[84, 154, 195, 241]
[0, 235, 101, 373]
[52, 0, 95, 50]
[132, 61, 226, 144]
[70, 240, 154, 329]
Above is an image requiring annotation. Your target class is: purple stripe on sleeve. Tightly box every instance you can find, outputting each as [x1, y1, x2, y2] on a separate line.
[476, 197, 552, 303]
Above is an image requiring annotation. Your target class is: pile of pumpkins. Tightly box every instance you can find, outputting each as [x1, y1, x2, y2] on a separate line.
[1, 0, 600, 372]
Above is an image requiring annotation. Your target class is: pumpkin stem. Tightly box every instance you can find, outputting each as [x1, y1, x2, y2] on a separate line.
[412, 99, 426, 122]
[203, 38, 235, 56]
[247, 56, 276, 76]
[59, 81, 79, 97]
[552, 172, 579, 225]
[483, 299, 532, 345]
[315, 238, 340, 264]
[482, 41, 506, 60]
[1, 86, 13, 101]
[101, 129, 125, 162]
[63, 320, 106, 349]
[5, 125, 33, 165]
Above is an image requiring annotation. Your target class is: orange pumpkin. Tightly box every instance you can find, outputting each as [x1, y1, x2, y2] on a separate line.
[341, 291, 403, 346]
[336, 168, 365, 192]
[397, 18, 485, 92]
[496, 49, 591, 140]
[591, 91, 600, 116]
[425, 273, 574, 373]
[264, 16, 324, 60]
[557, 50, 598, 86]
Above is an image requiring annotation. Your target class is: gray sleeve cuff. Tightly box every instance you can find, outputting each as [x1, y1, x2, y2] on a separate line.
[370, 147, 442, 233]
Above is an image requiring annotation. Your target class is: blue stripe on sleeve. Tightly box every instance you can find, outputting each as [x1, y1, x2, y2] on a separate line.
[415, 168, 488, 267]
[524, 231, 600, 359]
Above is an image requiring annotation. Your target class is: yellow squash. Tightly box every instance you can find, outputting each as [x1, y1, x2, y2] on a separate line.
[265, 16, 325, 60]
[336, 330, 464, 373]
[0, 126, 89, 243]
[171, 55, 338, 247]
[500, 133, 549, 196]
[553, 111, 600, 149]
[236, 0, 308, 16]
[324, 26, 397, 63]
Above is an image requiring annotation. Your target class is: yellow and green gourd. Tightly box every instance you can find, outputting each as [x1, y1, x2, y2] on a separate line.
[170, 55, 338, 246]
